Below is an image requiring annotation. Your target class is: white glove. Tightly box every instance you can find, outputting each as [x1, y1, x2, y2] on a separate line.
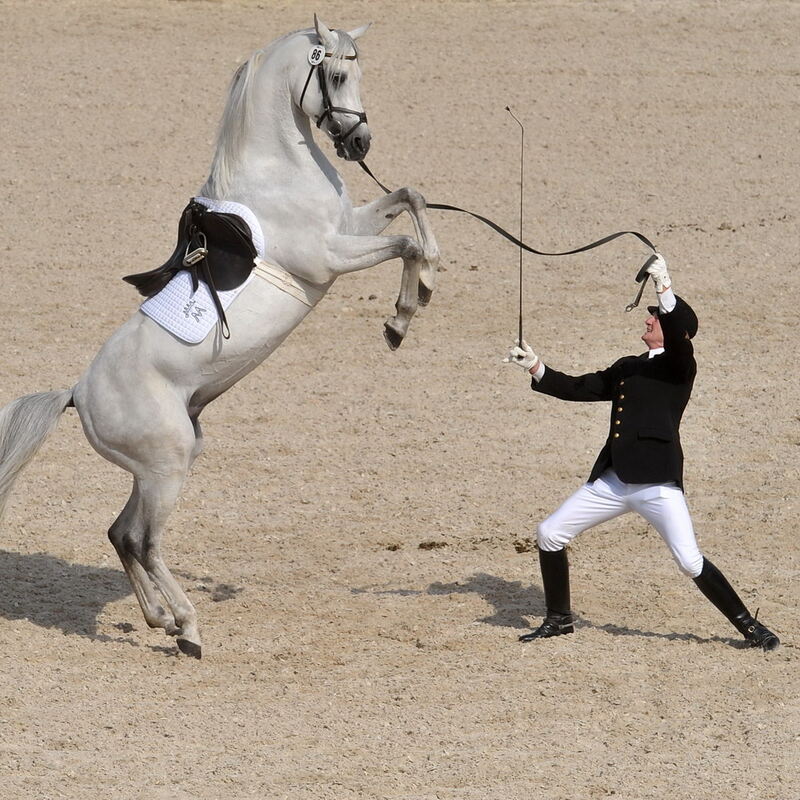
[646, 253, 671, 292]
[503, 339, 538, 371]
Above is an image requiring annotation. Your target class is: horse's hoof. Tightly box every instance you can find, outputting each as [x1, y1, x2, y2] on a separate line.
[177, 638, 202, 659]
[383, 322, 404, 351]
[418, 283, 433, 307]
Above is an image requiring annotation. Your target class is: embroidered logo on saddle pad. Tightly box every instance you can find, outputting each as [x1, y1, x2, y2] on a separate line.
[140, 269, 253, 344]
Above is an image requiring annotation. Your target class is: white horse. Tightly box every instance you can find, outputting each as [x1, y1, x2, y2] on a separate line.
[0, 17, 439, 658]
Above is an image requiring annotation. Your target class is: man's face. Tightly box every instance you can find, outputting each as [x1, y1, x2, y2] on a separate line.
[642, 313, 664, 349]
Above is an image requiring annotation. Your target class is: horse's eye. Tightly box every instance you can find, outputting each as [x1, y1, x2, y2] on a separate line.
[331, 73, 346, 88]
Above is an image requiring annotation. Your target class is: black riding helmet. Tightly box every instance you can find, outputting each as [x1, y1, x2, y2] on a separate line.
[647, 296, 698, 339]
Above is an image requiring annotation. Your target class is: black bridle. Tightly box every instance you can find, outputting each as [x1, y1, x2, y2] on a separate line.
[299, 45, 367, 150]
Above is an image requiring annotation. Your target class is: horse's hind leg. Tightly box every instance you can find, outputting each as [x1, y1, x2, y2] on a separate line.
[76, 336, 206, 655]
[108, 481, 180, 635]
[134, 418, 206, 656]
[87, 402, 203, 655]
[140, 463, 207, 657]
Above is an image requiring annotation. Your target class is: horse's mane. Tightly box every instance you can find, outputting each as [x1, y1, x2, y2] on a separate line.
[201, 29, 359, 199]
[200, 46, 268, 200]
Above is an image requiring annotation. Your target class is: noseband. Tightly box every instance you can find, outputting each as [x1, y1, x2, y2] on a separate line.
[299, 44, 367, 149]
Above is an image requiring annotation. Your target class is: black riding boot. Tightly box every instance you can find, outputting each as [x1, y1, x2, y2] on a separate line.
[519, 547, 574, 642]
[693, 557, 780, 651]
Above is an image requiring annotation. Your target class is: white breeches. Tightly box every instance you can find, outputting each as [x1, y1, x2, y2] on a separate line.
[537, 469, 704, 577]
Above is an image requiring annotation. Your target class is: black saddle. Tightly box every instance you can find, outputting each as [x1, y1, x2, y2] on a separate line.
[123, 199, 257, 337]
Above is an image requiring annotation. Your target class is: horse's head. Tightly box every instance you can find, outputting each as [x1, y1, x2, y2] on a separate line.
[295, 15, 372, 161]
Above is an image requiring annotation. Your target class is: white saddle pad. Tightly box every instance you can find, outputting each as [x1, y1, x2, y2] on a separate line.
[140, 269, 254, 344]
[139, 196, 263, 344]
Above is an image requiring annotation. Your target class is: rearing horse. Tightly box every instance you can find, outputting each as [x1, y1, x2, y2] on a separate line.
[0, 17, 439, 657]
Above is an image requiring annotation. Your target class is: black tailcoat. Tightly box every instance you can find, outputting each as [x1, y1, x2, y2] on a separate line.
[532, 296, 697, 489]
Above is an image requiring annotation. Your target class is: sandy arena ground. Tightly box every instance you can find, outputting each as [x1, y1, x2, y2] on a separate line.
[1, 1, 798, 798]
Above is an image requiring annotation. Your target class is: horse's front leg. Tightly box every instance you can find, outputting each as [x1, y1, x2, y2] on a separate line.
[325, 233, 422, 350]
[350, 188, 440, 306]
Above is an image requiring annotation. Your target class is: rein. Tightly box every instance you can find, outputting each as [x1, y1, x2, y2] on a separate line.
[357, 160, 657, 312]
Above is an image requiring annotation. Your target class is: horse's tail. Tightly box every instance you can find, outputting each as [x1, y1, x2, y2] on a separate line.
[0, 389, 73, 523]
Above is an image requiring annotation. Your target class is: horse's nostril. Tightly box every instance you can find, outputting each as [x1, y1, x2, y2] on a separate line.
[353, 136, 371, 156]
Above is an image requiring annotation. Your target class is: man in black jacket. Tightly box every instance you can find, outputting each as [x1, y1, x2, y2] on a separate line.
[504, 255, 779, 650]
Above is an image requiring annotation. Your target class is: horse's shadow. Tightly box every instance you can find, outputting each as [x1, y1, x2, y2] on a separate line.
[0, 549, 134, 642]
[363, 571, 736, 646]
[0, 549, 243, 650]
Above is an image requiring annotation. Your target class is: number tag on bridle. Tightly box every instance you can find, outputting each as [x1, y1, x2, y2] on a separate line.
[308, 45, 325, 66]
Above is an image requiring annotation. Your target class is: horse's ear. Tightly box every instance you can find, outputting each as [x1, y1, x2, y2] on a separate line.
[348, 22, 372, 40]
[314, 14, 336, 50]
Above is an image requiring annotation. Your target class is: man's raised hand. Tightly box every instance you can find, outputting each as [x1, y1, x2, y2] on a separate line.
[647, 253, 671, 293]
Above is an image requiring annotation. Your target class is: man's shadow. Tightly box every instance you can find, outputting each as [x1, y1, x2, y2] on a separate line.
[427, 572, 544, 630]
[0, 549, 243, 650]
[373, 572, 736, 646]
[354, 572, 544, 631]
